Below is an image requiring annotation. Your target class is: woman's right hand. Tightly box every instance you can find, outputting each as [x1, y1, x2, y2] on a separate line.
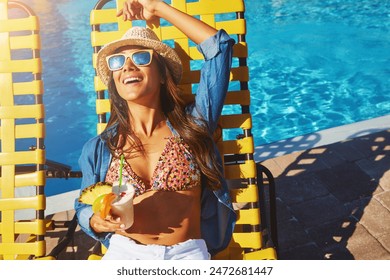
[90, 213, 125, 233]
[117, 0, 216, 45]
[117, 0, 162, 21]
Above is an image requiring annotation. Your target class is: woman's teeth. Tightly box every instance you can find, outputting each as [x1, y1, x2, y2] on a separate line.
[124, 77, 142, 84]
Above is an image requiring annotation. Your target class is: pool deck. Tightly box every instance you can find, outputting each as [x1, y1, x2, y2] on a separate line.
[43, 128, 390, 260]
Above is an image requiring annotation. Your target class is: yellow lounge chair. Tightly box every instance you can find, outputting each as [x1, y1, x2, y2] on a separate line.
[0, 0, 46, 260]
[0, 0, 82, 261]
[87, 0, 277, 260]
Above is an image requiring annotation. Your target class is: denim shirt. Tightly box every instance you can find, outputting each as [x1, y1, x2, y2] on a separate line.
[74, 29, 236, 256]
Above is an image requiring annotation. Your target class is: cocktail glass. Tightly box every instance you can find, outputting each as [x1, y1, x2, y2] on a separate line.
[110, 182, 135, 229]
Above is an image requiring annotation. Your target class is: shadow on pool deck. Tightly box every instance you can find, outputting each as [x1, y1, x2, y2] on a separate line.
[261, 129, 390, 259]
[44, 129, 390, 260]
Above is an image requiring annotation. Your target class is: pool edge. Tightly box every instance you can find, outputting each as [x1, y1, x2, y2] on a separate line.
[254, 114, 390, 162]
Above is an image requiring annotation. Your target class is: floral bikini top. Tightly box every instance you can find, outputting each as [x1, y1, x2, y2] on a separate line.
[105, 136, 201, 197]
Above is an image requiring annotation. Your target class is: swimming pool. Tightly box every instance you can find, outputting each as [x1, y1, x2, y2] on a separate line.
[12, 0, 390, 196]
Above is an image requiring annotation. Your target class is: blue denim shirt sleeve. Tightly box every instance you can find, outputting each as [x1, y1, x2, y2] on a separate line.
[74, 137, 111, 247]
[187, 30, 237, 255]
[187, 29, 235, 133]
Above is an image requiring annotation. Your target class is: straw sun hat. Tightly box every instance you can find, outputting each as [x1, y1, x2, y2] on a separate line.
[96, 26, 182, 85]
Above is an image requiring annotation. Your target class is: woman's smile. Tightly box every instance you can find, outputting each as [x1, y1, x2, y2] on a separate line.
[121, 74, 144, 86]
[122, 76, 143, 84]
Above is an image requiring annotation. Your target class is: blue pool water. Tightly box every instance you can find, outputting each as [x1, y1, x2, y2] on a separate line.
[247, 0, 390, 144]
[12, 0, 390, 195]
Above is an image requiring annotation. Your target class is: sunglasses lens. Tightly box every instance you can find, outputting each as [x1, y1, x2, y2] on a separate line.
[132, 51, 151, 66]
[108, 55, 126, 71]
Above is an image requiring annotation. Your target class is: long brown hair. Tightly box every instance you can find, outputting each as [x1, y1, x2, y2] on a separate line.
[103, 53, 223, 190]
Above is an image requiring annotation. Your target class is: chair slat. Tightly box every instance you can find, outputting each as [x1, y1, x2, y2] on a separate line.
[224, 160, 257, 179]
[0, 16, 39, 32]
[230, 184, 259, 203]
[13, 80, 43, 95]
[10, 34, 41, 50]
[91, 30, 125, 47]
[0, 241, 45, 258]
[219, 113, 252, 129]
[233, 42, 248, 57]
[216, 19, 246, 35]
[217, 137, 254, 155]
[186, 0, 244, 14]
[235, 208, 261, 225]
[231, 66, 249, 81]
[0, 220, 46, 235]
[224, 90, 250, 105]
[13, 171, 46, 188]
[96, 99, 110, 115]
[0, 150, 45, 165]
[90, 8, 117, 25]
[0, 58, 42, 74]
[97, 123, 107, 134]
[0, 195, 45, 211]
[230, 232, 262, 249]
[243, 248, 278, 260]
[0, 104, 44, 119]
[0, 123, 45, 139]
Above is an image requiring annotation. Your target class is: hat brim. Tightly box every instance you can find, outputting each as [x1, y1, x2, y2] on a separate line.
[97, 37, 182, 86]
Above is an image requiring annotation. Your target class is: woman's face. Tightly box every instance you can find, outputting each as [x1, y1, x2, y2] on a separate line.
[111, 46, 163, 107]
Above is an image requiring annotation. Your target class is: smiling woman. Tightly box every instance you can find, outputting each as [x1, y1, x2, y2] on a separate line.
[74, 0, 236, 260]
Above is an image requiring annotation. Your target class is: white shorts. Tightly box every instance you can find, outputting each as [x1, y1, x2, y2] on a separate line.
[102, 234, 210, 260]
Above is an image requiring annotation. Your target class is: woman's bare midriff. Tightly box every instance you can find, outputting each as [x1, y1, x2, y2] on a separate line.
[115, 187, 201, 245]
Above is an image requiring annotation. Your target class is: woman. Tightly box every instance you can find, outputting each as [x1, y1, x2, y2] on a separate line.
[75, 0, 236, 260]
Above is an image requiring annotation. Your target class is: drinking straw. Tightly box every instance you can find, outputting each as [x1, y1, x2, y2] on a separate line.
[118, 154, 124, 188]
